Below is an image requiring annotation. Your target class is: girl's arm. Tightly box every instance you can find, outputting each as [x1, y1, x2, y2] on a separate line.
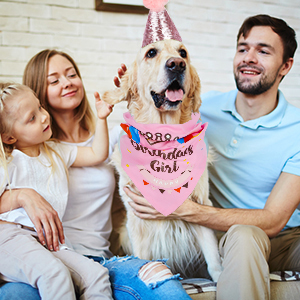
[0, 189, 64, 251]
[72, 92, 113, 167]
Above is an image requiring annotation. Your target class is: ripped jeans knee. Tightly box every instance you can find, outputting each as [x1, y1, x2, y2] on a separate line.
[87, 256, 191, 300]
[138, 261, 180, 288]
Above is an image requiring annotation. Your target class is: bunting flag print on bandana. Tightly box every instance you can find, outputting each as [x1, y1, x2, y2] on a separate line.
[120, 112, 208, 216]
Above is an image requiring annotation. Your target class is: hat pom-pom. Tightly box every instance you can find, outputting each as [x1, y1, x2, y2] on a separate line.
[143, 0, 169, 12]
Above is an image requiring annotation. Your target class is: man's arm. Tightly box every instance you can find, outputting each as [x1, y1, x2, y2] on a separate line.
[0, 189, 64, 251]
[125, 172, 300, 238]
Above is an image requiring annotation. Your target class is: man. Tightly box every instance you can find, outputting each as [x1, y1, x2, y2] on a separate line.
[123, 14, 300, 299]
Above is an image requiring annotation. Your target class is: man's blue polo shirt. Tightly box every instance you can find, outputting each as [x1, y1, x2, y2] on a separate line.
[200, 89, 300, 229]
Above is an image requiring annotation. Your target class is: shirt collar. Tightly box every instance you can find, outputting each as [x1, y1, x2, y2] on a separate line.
[221, 89, 288, 129]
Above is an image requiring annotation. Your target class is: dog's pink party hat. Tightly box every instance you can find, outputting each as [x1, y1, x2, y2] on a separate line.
[142, 0, 182, 47]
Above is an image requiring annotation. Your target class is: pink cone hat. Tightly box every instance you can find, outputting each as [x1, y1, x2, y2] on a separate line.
[142, 0, 182, 47]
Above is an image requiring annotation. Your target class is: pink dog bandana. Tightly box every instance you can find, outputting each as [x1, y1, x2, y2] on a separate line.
[120, 112, 208, 216]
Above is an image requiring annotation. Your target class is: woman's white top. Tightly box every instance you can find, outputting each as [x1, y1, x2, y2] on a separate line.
[62, 126, 121, 258]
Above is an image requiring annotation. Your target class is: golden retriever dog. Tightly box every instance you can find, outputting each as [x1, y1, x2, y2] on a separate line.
[103, 39, 222, 281]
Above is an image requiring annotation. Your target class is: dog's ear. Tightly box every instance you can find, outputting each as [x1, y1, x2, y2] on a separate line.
[103, 61, 138, 107]
[188, 65, 202, 113]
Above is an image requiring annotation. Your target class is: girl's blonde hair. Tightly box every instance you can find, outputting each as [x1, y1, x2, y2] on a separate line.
[0, 83, 68, 188]
[0, 82, 17, 157]
[0, 82, 13, 195]
[23, 49, 95, 139]
[0, 82, 17, 191]
[0, 83, 30, 159]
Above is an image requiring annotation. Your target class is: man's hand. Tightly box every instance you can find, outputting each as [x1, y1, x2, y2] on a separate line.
[8, 189, 64, 251]
[113, 64, 127, 88]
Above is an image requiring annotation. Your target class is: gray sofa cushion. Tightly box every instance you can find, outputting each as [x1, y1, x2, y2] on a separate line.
[186, 272, 300, 300]
[190, 281, 300, 300]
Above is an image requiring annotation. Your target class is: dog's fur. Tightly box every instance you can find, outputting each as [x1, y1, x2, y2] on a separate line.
[103, 39, 222, 281]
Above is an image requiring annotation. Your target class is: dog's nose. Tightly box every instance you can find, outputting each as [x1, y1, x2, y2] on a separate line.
[166, 58, 186, 73]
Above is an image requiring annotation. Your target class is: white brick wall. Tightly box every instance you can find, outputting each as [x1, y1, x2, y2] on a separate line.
[0, 0, 300, 128]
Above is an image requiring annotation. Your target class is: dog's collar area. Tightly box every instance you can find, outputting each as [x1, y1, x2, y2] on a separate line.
[120, 112, 205, 148]
[119, 112, 208, 216]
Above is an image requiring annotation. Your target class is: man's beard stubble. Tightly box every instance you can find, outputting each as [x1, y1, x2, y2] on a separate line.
[234, 65, 281, 95]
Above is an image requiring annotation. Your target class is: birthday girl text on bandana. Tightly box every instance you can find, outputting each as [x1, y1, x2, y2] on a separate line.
[120, 112, 208, 216]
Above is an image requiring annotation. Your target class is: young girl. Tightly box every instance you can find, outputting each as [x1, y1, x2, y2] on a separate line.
[0, 83, 113, 300]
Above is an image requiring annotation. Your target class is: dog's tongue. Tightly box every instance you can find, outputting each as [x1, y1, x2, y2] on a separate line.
[165, 89, 183, 102]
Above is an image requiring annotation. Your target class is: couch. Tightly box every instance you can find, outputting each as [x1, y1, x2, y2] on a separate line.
[190, 281, 300, 300]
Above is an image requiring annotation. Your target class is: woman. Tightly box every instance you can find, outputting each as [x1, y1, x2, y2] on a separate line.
[0, 49, 192, 300]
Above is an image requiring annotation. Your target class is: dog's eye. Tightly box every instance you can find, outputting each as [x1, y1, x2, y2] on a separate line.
[179, 49, 187, 58]
[146, 49, 157, 58]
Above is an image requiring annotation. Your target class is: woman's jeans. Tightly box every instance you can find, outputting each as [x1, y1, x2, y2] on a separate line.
[0, 256, 191, 300]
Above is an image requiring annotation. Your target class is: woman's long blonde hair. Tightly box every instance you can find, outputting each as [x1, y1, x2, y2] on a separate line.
[23, 49, 95, 139]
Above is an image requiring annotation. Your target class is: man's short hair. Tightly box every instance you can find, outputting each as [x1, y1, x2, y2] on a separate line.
[237, 14, 297, 63]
